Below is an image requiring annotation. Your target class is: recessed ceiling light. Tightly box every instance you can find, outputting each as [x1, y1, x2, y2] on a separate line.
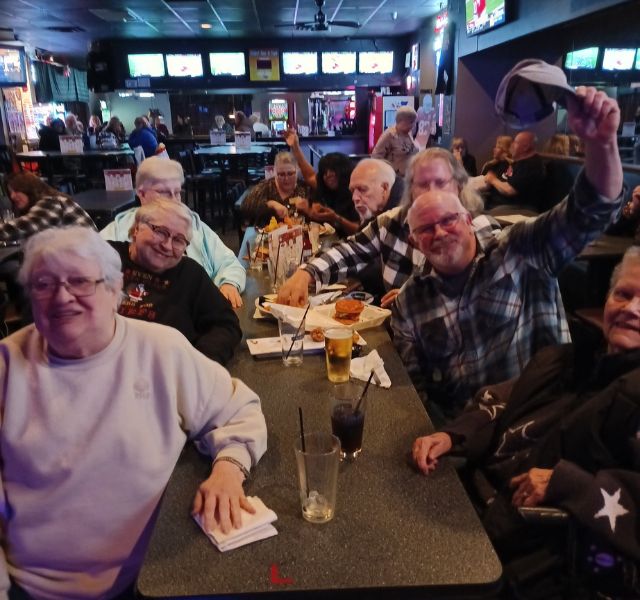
[200, 23, 212, 29]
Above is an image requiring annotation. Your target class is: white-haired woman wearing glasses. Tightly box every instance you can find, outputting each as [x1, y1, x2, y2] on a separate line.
[109, 199, 241, 365]
[0, 226, 266, 599]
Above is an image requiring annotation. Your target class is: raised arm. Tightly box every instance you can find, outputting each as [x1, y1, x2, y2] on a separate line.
[284, 128, 317, 189]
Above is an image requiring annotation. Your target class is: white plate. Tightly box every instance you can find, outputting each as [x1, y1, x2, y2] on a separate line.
[246, 335, 325, 358]
[255, 294, 278, 318]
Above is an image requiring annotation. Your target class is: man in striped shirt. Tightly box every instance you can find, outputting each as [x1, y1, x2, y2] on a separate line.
[393, 86, 624, 423]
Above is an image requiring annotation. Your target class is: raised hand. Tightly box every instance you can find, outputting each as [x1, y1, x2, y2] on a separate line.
[566, 86, 620, 146]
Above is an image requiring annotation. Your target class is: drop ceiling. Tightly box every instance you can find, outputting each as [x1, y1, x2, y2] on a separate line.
[0, 0, 443, 63]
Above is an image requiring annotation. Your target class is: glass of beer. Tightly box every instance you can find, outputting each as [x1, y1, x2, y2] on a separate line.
[324, 328, 352, 383]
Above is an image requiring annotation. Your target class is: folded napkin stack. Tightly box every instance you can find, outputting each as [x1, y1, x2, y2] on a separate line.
[193, 496, 278, 552]
[350, 349, 391, 388]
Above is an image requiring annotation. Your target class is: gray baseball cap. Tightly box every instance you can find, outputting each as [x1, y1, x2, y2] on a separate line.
[495, 59, 577, 129]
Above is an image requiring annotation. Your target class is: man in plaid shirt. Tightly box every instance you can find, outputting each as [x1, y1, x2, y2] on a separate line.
[393, 86, 624, 423]
[276, 147, 486, 308]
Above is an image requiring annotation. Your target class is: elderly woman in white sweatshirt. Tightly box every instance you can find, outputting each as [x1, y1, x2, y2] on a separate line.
[0, 226, 267, 600]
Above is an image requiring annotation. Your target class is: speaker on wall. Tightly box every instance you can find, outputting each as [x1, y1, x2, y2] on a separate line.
[87, 51, 114, 92]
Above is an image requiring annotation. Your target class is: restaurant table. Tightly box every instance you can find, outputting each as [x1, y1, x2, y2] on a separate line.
[137, 268, 503, 599]
[194, 144, 274, 157]
[72, 189, 137, 230]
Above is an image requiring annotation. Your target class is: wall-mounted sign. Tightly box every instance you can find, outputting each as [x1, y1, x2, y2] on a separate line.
[249, 49, 280, 81]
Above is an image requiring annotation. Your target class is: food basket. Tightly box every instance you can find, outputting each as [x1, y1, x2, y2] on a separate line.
[309, 302, 392, 331]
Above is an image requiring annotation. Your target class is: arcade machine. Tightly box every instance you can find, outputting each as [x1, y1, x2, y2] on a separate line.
[308, 93, 328, 135]
[268, 99, 288, 135]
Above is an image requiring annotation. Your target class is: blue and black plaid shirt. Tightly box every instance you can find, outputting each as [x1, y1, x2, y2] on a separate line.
[392, 170, 624, 421]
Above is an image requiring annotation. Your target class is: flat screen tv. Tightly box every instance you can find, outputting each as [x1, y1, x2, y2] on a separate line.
[465, 0, 506, 36]
[321, 52, 356, 75]
[358, 51, 394, 74]
[209, 52, 245, 76]
[166, 54, 203, 78]
[636, 49, 640, 70]
[282, 52, 317, 75]
[564, 47, 599, 70]
[602, 48, 636, 71]
[0, 46, 27, 86]
[127, 53, 165, 78]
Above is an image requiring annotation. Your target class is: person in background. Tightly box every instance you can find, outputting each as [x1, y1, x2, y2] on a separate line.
[100, 156, 246, 308]
[483, 130, 546, 212]
[37, 117, 65, 151]
[451, 137, 477, 176]
[282, 128, 359, 236]
[3, 172, 95, 242]
[480, 135, 512, 177]
[87, 114, 102, 136]
[129, 116, 159, 158]
[234, 111, 255, 140]
[173, 114, 194, 137]
[541, 133, 574, 211]
[412, 247, 640, 596]
[276, 147, 486, 309]
[240, 151, 309, 227]
[110, 200, 241, 365]
[214, 115, 234, 141]
[98, 116, 126, 148]
[64, 114, 84, 136]
[393, 86, 623, 422]
[0, 226, 266, 599]
[611, 185, 640, 244]
[371, 106, 418, 177]
[151, 115, 169, 143]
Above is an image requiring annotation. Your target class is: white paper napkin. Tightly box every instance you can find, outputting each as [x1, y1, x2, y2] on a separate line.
[193, 496, 278, 552]
[350, 349, 391, 388]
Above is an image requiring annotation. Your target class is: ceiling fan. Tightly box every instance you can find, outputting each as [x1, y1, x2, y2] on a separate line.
[276, 0, 360, 32]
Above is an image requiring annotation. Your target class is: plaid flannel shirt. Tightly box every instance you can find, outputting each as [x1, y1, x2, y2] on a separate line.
[0, 195, 95, 242]
[303, 205, 497, 293]
[392, 170, 624, 421]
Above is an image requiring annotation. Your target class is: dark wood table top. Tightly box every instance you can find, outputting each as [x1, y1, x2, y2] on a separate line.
[578, 234, 634, 260]
[72, 189, 137, 212]
[136, 271, 502, 599]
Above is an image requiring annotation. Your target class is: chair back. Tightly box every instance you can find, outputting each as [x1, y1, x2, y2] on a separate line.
[133, 146, 145, 166]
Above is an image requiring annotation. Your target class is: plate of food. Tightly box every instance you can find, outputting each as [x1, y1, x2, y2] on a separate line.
[311, 299, 392, 331]
[255, 294, 278, 318]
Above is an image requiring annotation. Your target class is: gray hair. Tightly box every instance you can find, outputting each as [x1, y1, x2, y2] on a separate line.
[396, 106, 417, 124]
[274, 151, 297, 170]
[136, 156, 185, 190]
[18, 227, 123, 295]
[129, 198, 194, 241]
[353, 158, 396, 187]
[402, 147, 484, 216]
[609, 246, 640, 293]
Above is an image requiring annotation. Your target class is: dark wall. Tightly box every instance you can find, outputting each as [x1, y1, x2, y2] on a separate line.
[90, 36, 411, 92]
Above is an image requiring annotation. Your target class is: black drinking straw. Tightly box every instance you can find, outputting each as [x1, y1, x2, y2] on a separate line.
[355, 369, 375, 415]
[298, 406, 310, 496]
[285, 303, 311, 360]
[298, 240, 305, 266]
[245, 240, 251, 262]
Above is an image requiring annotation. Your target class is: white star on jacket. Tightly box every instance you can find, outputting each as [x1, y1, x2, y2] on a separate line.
[594, 488, 629, 532]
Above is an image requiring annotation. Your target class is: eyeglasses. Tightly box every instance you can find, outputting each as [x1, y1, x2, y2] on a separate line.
[29, 276, 105, 299]
[149, 186, 183, 201]
[276, 171, 297, 178]
[413, 177, 454, 192]
[142, 221, 190, 252]
[412, 213, 465, 239]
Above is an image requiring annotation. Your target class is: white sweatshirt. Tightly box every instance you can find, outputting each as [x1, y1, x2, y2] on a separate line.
[0, 316, 267, 599]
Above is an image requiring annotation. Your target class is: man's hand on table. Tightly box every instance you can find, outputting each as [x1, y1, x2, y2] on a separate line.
[509, 467, 553, 508]
[277, 269, 312, 306]
[220, 283, 243, 308]
[412, 432, 452, 475]
[192, 459, 254, 534]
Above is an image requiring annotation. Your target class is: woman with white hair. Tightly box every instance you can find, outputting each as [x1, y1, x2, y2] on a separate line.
[371, 105, 418, 177]
[0, 226, 266, 599]
[110, 199, 241, 365]
[240, 151, 309, 227]
[100, 155, 246, 308]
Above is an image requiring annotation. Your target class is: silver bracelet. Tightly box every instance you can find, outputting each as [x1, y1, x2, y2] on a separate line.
[213, 456, 250, 480]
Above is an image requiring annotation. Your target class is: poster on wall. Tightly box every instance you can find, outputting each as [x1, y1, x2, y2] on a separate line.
[249, 50, 280, 82]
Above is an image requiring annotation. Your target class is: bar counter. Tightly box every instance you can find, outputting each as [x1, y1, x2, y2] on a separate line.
[137, 270, 502, 599]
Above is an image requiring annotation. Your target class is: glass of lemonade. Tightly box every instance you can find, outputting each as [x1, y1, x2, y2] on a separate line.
[324, 328, 352, 383]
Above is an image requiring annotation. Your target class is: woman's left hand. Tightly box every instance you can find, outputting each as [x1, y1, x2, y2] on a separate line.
[192, 459, 254, 534]
[220, 283, 243, 308]
[509, 468, 554, 507]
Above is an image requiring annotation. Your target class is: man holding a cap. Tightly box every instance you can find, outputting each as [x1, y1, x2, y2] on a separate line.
[392, 85, 624, 423]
